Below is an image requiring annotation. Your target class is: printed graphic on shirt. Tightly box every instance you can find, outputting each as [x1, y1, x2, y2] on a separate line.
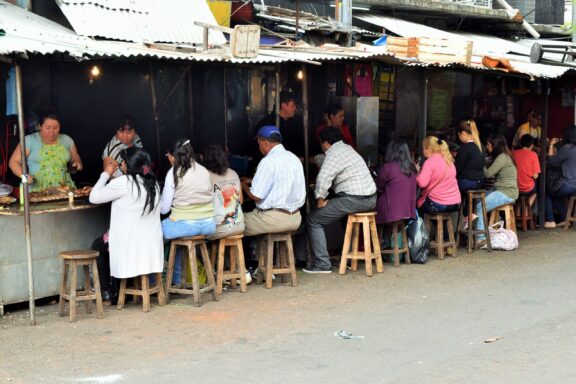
[214, 180, 243, 227]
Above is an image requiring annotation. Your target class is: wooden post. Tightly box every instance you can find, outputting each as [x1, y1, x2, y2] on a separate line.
[148, 63, 163, 175]
[15, 61, 36, 325]
[419, 70, 429, 147]
[538, 79, 550, 230]
[302, 64, 310, 214]
[275, 65, 281, 128]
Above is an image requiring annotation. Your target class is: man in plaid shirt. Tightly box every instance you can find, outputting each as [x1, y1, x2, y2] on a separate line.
[304, 127, 376, 274]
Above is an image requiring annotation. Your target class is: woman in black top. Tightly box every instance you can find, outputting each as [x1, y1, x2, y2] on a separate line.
[456, 120, 485, 222]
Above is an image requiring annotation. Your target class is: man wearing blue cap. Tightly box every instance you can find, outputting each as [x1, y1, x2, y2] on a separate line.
[241, 125, 306, 236]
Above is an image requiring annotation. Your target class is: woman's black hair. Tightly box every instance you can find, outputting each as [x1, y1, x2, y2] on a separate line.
[169, 138, 195, 188]
[39, 109, 60, 126]
[325, 104, 343, 117]
[117, 116, 136, 131]
[119, 147, 159, 216]
[487, 133, 514, 163]
[384, 140, 416, 177]
[202, 144, 229, 176]
[562, 125, 576, 145]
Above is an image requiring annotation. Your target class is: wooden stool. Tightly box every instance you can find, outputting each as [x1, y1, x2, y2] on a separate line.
[380, 220, 410, 267]
[117, 273, 166, 312]
[514, 194, 535, 231]
[166, 236, 217, 306]
[339, 212, 383, 276]
[456, 190, 492, 253]
[425, 212, 457, 260]
[256, 232, 297, 289]
[210, 234, 247, 296]
[564, 195, 576, 230]
[489, 204, 517, 233]
[58, 250, 104, 322]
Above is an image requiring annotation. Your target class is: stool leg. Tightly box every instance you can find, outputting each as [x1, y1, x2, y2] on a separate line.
[156, 273, 166, 306]
[265, 237, 274, 289]
[165, 241, 177, 303]
[467, 196, 474, 253]
[447, 217, 457, 257]
[256, 237, 265, 285]
[279, 241, 289, 284]
[370, 218, 383, 273]
[216, 240, 225, 296]
[362, 219, 373, 277]
[58, 261, 69, 317]
[506, 206, 516, 233]
[286, 236, 298, 287]
[566, 198, 575, 230]
[339, 216, 354, 275]
[83, 264, 93, 314]
[117, 278, 127, 310]
[210, 241, 218, 269]
[481, 195, 492, 252]
[437, 219, 444, 260]
[229, 243, 238, 289]
[188, 245, 201, 306]
[235, 241, 248, 293]
[91, 259, 104, 319]
[351, 223, 360, 271]
[69, 263, 78, 322]
[521, 199, 528, 231]
[200, 243, 218, 302]
[456, 204, 463, 250]
[141, 274, 150, 312]
[392, 223, 399, 267]
[401, 225, 411, 264]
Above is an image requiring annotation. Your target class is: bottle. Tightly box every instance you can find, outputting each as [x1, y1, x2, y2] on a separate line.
[19, 183, 24, 205]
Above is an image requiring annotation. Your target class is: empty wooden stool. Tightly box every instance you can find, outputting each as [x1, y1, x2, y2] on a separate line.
[514, 194, 535, 231]
[117, 273, 166, 312]
[166, 236, 217, 306]
[456, 190, 492, 253]
[380, 220, 410, 267]
[58, 250, 104, 322]
[256, 232, 297, 289]
[489, 203, 517, 233]
[339, 212, 383, 276]
[425, 212, 457, 260]
[564, 195, 576, 230]
[210, 234, 247, 296]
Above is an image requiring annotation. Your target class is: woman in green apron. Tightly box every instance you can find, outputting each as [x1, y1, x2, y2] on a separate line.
[9, 111, 83, 191]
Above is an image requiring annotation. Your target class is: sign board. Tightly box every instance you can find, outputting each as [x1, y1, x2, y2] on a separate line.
[230, 25, 260, 58]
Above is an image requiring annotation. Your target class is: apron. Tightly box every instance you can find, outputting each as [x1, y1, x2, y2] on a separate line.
[32, 139, 76, 191]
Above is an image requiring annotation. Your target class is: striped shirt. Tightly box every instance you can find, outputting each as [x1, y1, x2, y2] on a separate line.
[102, 135, 143, 163]
[315, 140, 376, 199]
[251, 144, 306, 211]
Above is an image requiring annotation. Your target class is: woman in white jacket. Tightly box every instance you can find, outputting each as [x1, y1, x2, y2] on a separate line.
[89, 147, 163, 279]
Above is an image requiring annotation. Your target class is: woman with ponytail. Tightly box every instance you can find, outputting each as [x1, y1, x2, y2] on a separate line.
[89, 147, 163, 280]
[416, 136, 461, 213]
[160, 139, 215, 283]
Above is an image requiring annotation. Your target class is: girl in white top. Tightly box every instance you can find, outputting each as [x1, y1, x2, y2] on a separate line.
[89, 147, 163, 278]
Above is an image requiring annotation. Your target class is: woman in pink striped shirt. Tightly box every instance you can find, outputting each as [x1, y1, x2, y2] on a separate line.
[416, 136, 461, 213]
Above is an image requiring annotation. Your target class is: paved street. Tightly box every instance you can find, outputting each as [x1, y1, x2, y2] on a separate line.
[1, 229, 576, 384]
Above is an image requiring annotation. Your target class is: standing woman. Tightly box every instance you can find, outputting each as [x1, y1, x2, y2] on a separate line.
[202, 144, 245, 239]
[475, 134, 518, 242]
[455, 119, 485, 225]
[9, 110, 83, 191]
[376, 140, 417, 225]
[89, 147, 163, 279]
[417, 136, 461, 213]
[160, 139, 215, 283]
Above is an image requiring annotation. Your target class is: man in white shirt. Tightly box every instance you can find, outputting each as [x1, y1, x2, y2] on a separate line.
[304, 127, 376, 274]
[241, 125, 306, 236]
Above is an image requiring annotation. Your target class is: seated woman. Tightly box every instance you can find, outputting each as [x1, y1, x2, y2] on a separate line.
[417, 136, 461, 214]
[89, 147, 163, 282]
[544, 125, 576, 228]
[455, 119, 485, 226]
[202, 144, 245, 239]
[475, 134, 518, 242]
[9, 110, 83, 191]
[376, 140, 417, 225]
[160, 139, 215, 283]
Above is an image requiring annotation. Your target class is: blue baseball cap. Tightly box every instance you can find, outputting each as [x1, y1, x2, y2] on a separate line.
[256, 125, 282, 141]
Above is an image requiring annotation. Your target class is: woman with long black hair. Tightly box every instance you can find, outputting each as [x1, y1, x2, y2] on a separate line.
[89, 147, 163, 280]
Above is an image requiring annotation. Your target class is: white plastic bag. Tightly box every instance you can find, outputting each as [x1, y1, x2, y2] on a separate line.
[487, 221, 518, 251]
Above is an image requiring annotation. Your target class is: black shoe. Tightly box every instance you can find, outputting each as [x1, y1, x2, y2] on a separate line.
[303, 266, 332, 274]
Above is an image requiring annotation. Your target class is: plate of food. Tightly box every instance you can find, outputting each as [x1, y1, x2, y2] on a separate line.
[0, 196, 17, 205]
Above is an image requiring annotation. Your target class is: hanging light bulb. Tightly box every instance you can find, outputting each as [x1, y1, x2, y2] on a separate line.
[90, 65, 101, 77]
[297, 70, 303, 80]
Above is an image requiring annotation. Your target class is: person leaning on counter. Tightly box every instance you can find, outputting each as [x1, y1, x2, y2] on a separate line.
[8, 110, 83, 191]
[102, 116, 142, 178]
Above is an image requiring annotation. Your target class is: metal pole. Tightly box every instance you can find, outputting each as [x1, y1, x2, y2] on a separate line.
[275, 64, 281, 128]
[148, 63, 163, 175]
[295, 0, 300, 41]
[302, 64, 310, 214]
[15, 62, 36, 325]
[538, 80, 550, 230]
[419, 70, 428, 146]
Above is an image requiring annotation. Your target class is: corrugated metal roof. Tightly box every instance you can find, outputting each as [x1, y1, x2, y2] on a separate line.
[55, 0, 227, 45]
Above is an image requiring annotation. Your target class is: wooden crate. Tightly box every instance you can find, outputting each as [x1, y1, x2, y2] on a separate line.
[386, 37, 419, 58]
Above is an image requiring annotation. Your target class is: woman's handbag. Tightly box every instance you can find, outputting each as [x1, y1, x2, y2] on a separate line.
[486, 221, 518, 251]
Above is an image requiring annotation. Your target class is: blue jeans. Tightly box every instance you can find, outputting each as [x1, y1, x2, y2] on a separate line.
[420, 198, 459, 214]
[458, 179, 483, 216]
[545, 183, 576, 222]
[162, 217, 216, 284]
[475, 191, 515, 239]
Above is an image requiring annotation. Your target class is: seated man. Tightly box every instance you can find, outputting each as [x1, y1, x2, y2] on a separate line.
[241, 125, 306, 236]
[304, 127, 377, 274]
[512, 134, 540, 207]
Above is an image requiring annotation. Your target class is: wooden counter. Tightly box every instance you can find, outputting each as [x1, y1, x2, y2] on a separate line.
[0, 200, 109, 315]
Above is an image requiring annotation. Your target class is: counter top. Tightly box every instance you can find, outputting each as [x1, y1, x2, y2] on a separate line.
[0, 199, 104, 216]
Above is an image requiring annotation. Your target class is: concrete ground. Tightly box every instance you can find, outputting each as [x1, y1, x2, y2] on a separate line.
[1, 229, 576, 384]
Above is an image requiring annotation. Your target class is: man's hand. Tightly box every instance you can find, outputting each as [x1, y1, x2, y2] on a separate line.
[317, 198, 328, 209]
